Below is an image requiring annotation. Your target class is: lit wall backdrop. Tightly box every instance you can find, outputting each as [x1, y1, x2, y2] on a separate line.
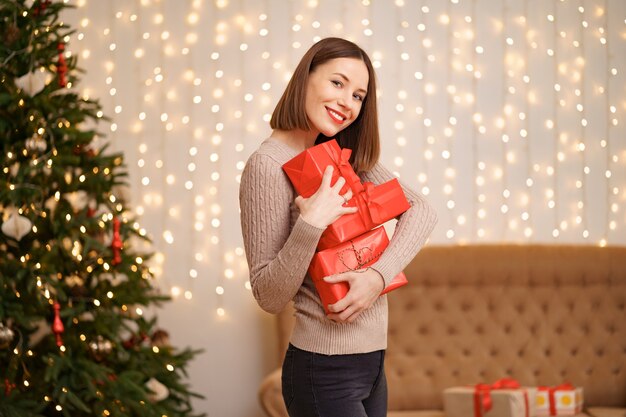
[63, 0, 625, 416]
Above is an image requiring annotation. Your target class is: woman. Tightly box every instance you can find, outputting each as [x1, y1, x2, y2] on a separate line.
[239, 37, 437, 417]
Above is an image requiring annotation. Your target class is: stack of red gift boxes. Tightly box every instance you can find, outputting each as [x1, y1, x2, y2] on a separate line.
[282, 139, 411, 314]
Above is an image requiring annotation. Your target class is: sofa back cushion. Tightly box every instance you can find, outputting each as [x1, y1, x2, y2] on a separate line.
[386, 245, 626, 410]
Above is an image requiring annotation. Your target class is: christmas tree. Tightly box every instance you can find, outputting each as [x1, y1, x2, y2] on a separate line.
[0, 1, 204, 416]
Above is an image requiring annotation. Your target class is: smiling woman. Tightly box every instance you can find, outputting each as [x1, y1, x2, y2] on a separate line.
[239, 37, 438, 417]
[269, 37, 381, 173]
[303, 58, 369, 136]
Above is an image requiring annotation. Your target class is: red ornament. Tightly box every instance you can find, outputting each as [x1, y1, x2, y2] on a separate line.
[122, 332, 148, 349]
[33, 0, 51, 16]
[57, 43, 68, 88]
[111, 217, 123, 265]
[52, 302, 64, 347]
[4, 378, 16, 396]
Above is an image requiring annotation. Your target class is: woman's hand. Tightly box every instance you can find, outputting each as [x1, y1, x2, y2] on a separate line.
[295, 165, 358, 229]
[324, 268, 385, 323]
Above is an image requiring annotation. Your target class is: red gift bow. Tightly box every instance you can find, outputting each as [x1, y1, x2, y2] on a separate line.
[538, 383, 574, 416]
[324, 141, 364, 194]
[283, 139, 363, 197]
[337, 241, 377, 271]
[359, 182, 387, 224]
[473, 378, 529, 417]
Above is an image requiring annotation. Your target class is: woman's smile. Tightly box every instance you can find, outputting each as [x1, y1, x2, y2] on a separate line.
[326, 106, 347, 124]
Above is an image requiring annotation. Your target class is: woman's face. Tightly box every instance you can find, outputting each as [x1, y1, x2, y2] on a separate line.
[305, 57, 369, 138]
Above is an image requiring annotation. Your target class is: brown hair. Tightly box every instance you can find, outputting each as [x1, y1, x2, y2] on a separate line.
[270, 37, 380, 173]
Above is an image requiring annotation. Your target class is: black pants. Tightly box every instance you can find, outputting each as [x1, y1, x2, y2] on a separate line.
[281, 343, 387, 417]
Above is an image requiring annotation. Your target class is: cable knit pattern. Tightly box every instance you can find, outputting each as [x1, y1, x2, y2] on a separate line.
[239, 138, 438, 354]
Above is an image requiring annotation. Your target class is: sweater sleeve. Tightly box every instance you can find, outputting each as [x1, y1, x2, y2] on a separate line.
[239, 152, 325, 314]
[361, 163, 438, 286]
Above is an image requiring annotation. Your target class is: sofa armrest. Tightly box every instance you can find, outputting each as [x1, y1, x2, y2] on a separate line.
[259, 368, 288, 417]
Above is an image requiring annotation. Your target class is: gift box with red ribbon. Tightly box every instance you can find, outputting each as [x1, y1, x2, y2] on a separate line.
[536, 384, 583, 416]
[317, 179, 410, 250]
[282, 139, 364, 198]
[308, 226, 408, 314]
[443, 378, 537, 417]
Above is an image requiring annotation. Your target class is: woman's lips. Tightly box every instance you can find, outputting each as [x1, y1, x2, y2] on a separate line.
[326, 107, 346, 124]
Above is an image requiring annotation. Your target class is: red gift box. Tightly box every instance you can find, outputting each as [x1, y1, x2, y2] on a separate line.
[317, 180, 410, 250]
[282, 139, 364, 198]
[309, 226, 408, 313]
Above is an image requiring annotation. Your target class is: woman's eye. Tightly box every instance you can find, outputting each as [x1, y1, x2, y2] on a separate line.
[353, 94, 363, 101]
[331, 80, 342, 87]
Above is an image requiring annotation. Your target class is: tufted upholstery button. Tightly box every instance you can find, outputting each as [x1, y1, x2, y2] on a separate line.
[452, 369, 459, 377]
[505, 368, 513, 376]
[571, 348, 578, 356]
[515, 304, 525, 314]
[434, 301, 443, 311]
[560, 369, 567, 377]
[545, 348, 551, 357]
[461, 302, 472, 312]
[479, 370, 486, 378]
[475, 325, 484, 334]
[596, 348, 605, 357]
[567, 301, 575, 312]
[533, 369, 541, 377]
[489, 348, 499, 357]
[555, 325, 563, 335]
[425, 369, 434, 377]
[435, 349, 445, 358]
[518, 349, 525, 357]
[581, 324, 590, 334]
[613, 368, 621, 375]
[586, 368, 593, 376]
[606, 324, 616, 334]
[541, 303, 549, 313]
[447, 326, 457, 335]
[504, 324, 512, 334]
[419, 325, 429, 335]
[463, 348, 471, 357]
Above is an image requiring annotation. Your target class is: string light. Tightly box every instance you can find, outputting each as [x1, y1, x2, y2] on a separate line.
[65, 0, 625, 319]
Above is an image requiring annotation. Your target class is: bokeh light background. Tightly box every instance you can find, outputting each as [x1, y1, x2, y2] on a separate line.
[62, 0, 625, 415]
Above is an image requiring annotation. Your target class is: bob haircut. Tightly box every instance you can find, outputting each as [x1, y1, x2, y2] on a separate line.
[270, 37, 380, 173]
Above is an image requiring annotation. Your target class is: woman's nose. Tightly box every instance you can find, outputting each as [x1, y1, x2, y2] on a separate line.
[337, 93, 351, 109]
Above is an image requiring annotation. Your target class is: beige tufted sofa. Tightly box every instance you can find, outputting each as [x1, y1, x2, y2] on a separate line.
[258, 245, 626, 417]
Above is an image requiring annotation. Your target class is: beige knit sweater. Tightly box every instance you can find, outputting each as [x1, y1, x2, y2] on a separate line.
[239, 138, 438, 355]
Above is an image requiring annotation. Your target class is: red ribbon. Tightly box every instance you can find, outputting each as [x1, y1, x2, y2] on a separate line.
[324, 142, 364, 194]
[111, 217, 123, 265]
[472, 378, 529, 417]
[359, 182, 386, 224]
[52, 302, 64, 347]
[57, 43, 67, 87]
[538, 383, 574, 416]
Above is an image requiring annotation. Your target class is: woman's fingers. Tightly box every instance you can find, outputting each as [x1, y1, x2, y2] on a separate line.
[341, 189, 353, 205]
[331, 175, 346, 193]
[320, 165, 334, 188]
